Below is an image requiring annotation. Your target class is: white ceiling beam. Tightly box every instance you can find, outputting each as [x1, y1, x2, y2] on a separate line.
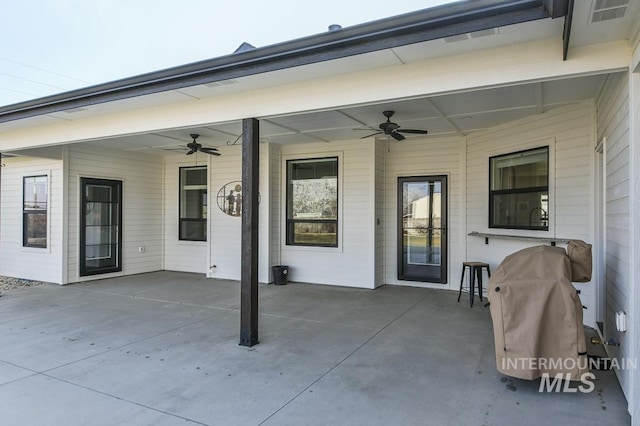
[422, 99, 464, 136]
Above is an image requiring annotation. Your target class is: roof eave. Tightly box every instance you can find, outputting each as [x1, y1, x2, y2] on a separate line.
[0, 0, 561, 125]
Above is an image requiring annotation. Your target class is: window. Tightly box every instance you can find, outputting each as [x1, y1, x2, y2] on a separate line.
[179, 166, 207, 241]
[489, 146, 549, 230]
[286, 157, 338, 247]
[23, 175, 48, 248]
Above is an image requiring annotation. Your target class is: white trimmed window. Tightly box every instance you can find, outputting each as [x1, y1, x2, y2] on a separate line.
[179, 166, 207, 241]
[489, 146, 549, 230]
[286, 157, 338, 247]
[23, 175, 48, 248]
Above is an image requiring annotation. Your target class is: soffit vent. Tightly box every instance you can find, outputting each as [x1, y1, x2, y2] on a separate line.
[444, 28, 498, 43]
[63, 107, 87, 114]
[469, 28, 499, 39]
[591, 0, 630, 23]
[443, 34, 469, 43]
[204, 79, 239, 88]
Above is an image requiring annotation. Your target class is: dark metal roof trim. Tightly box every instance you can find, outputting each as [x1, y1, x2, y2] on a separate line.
[562, 0, 575, 60]
[0, 0, 560, 124]
[543, 0, 570, 18]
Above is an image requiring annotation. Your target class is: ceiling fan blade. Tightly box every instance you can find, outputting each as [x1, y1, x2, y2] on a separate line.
[199, 146, 219, 152]
[353, 127, 378, 131]
[390, 131, 405, 141]
[398, 129, 429, 134]
[200, 148, 221, 156]
[360, 131, 383, 139]
[186, 149, 196, 155]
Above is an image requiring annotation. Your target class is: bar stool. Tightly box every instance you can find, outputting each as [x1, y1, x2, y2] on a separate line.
[457, 262, 491, 307]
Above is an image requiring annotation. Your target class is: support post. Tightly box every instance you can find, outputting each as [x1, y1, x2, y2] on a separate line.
[239, 118, 260, 347]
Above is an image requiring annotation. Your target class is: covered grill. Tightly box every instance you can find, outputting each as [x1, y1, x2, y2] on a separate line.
[488, 244, 590, 380]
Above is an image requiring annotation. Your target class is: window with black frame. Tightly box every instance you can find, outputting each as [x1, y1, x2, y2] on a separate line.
[489, 146, 549, 230]
[179, 166, 207, 241]
[286, 157, 338, 247]
[23, 175, 48, 248]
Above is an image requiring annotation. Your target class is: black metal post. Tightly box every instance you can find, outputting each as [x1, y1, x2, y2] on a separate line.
[239, 118, 260, 347]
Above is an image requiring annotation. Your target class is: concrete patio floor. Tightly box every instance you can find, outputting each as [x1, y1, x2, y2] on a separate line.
[0, 271, 630, 425]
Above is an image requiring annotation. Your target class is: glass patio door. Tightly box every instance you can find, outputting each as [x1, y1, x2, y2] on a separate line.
[398, 176, 447, 283]
[80, 178, 123, 276]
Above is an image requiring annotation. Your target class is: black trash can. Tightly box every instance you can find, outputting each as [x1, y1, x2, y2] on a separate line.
[272, 265, 289, 285]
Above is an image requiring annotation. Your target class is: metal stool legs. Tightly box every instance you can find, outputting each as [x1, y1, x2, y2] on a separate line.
[457, 262, 491, 307]
[457, 264, 466, 304]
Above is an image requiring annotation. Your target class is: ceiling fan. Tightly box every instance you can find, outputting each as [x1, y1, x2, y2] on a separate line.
[355, 110, 428, 141]
[183, 134, 221, 156]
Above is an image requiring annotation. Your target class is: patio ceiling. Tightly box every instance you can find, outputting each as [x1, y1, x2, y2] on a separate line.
[79, 72, 606, 154]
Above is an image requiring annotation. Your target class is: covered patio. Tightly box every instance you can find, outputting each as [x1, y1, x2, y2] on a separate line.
[0, 272, 630, 425]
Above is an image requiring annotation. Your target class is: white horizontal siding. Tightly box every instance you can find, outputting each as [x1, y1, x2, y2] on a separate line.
[258, 143, 273, 283]
[67, 145, 163, 282]
[596, 71, 632, 401]
[384, 136, 466, 289]
[632, 60, 640, 424]
[0, 156, 64, 283]
[466, 101, 597, 325]
[374, 139, 386, 287]
[163, 155, 208, 274]
[204, 141, 272, 283]
[270, 143, 282, 272]
[207, 146, 242, 280]
[279, 139, 375, 288]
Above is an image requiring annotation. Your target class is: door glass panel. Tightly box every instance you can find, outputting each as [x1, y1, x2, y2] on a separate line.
[398, 176, 447, 283]
[81, 179, 122, 276]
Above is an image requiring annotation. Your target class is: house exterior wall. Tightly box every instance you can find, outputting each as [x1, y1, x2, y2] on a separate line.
[66, 145, 163, 282]
[207, 147, 241, 279]
[277, 139, 376, 288]
[374, 139, 386, 288]
[596, 72, 632, 401]
[163, 155, 208, 274]
[258, 143, 273, 284]
[269, 143, 282, 273]
[0, 156, 64, 283]
[629, 38, 640, 422]
[383, 136, 466, 289]
[205, 141, 272, 283]
[466, 101, 597, 326]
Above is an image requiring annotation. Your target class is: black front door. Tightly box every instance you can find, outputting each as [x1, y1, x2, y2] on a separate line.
[80, 178, 123, 276]
[398, 176, 447, 283]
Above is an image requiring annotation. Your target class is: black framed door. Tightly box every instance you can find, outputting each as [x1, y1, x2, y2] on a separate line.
[398, 175, 447, 283]
[80, 178, 123, 276]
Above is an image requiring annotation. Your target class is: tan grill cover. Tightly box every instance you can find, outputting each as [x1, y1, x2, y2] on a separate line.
[488, 245, 588, 380]
[567, 240, 593, 282]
